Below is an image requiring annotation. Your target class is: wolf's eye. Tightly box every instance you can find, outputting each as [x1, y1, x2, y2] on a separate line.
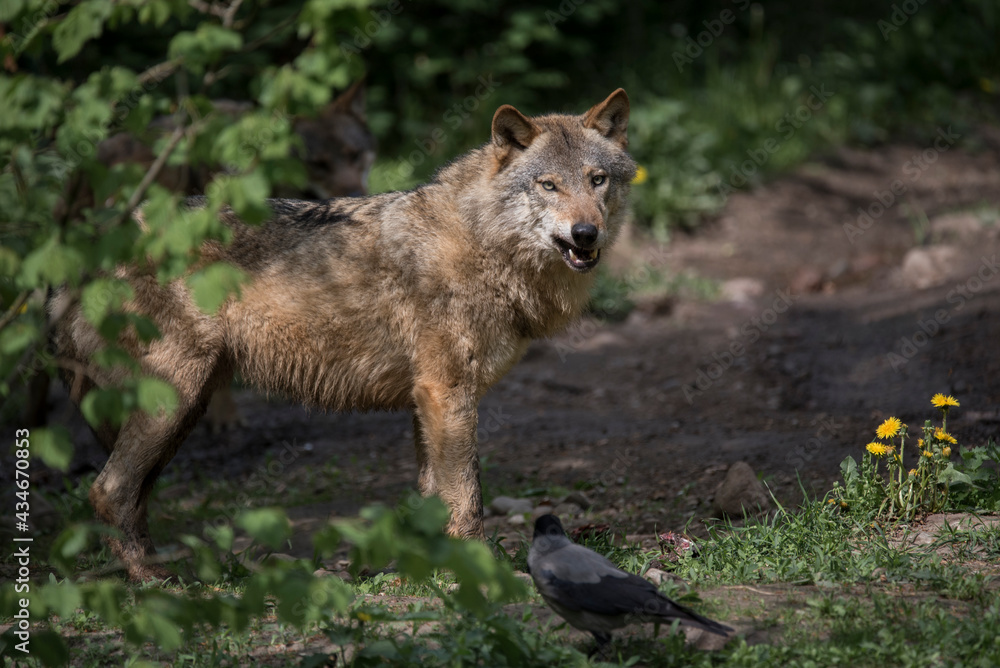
[541, 180, 556, 191]
[591, 174, 606, 187]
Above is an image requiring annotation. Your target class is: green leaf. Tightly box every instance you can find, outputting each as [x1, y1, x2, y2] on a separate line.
[80, 387, 129, 427]
[16, 629, 69, 667]
[938, 462, 975, 487]
[0, 0, 26, 22]
[0, 320, 38, 355]
[132, 608, 184, 651]
[186, 262, 246, 314]
[136, 377, 178, 417]
[206, 524, 234, 551]
[82, 581, 126, 626]
[238, 508, 291, 550]
[0, 76, 67, 132]
[840, 456, 858, 487]
[407, 496, 450, 535]
[31, 427, 73, 472]
[49, 524, 93, 575]
[0, 246, 21, 276]
[41, 579, 82, 619]
[52, 0, 114, 63]
[168, 25, 243, 71]
[20, 236, 86, 287]
[207, 171, 272, 224]
[81, 278, 133, 328]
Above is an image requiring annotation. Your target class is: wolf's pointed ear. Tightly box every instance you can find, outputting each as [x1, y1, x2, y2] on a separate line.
[492, 105, 539, 155]
[328, 78, 366, 119]
[583, 88, 630, 148]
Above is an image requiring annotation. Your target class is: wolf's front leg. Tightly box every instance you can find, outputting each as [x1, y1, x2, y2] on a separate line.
[412, 381, 485, 539]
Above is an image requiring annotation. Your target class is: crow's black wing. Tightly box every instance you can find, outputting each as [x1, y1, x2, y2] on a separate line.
[535, 567, 733, 635]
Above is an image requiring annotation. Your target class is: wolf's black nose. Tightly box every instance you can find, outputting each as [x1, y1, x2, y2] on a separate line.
[571, 223, 599, 248]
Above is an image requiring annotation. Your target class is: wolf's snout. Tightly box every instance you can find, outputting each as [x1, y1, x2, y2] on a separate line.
[571, 222, 600, 249]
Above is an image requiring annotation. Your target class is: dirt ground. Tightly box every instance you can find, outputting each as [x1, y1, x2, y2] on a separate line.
[13, 128, 1000, 561]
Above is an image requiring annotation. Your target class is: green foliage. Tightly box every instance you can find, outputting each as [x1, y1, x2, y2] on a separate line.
[28, 427, 74, 471]
[317, 497, 527, 614]
[0, 498, 531, 666]
[0, 0, 369, 435]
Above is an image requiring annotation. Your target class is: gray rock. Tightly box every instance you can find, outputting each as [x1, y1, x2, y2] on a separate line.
[712, 462, 772, 517]
[643, 567, 681, 587]
[720, 277, 765, 305]
[490, 495, 534, 516]
[532, 504, 555, 521]
[552, 502, 581, 517]
[562, 490, 594, 509]
[899, 245, 961, 289]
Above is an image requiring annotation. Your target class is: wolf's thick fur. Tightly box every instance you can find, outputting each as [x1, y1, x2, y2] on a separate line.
[55, 89, 636, 581]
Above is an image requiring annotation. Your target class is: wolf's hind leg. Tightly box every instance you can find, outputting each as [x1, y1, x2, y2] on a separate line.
[204, 383, 243, 433]
[89, 363, 227, 581]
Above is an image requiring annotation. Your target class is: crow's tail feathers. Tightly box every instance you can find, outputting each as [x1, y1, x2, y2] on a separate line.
[666, 599, 733, 636]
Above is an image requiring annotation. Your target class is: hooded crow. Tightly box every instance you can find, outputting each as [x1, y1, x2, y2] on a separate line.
[528, 514, 732, 653]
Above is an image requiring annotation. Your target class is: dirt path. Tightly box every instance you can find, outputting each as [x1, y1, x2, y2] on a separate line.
[16, 134, 1000, 557]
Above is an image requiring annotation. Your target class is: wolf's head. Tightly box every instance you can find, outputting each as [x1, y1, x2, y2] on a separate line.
[485, 89, 636, 274]
[292, 80, 376, 199]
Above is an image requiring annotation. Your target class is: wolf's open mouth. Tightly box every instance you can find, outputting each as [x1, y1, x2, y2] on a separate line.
[553, 237, 601, 272]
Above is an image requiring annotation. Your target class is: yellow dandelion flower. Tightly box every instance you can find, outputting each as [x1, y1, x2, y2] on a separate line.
[908, 469, 918, 477]
[876, 417, 902, 439]
[917, 439, 924, 447]
[934, 428, 957, 445]
[942, 446, 952, 458]
[866, 442, 893, 456]
[923, 450, 934, 458]
[931, 394, 960, 408]
[840, 501, 848, 509]
[356, 612, 373, 622]
[827, 498, 836, 504]
[632, 165, 648, 185]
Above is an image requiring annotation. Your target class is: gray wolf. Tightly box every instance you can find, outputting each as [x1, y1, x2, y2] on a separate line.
[528, 514, 732, 656]
[55, 89, 636, 581]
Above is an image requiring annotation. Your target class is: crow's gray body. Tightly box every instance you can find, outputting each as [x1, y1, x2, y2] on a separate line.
[528, 515, 732, 651]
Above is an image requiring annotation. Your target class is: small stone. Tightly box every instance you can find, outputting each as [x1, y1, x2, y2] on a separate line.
[720, 278, 765, 305]
[262, 553, 297, 565]
[827, 258, 850, 281]
[712, 462, 773, 518]
[930, 212, 981, 241]
[508, 514, 526, 526]
[899, 245, 961, 289]
[643, 568, 679, 586]
[532, 504, 554, 521]
[490, 495, 533, 516]
[562, 491, 594, 509]
[552, 502, 581, 517]
[790, 267, 823, 294]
